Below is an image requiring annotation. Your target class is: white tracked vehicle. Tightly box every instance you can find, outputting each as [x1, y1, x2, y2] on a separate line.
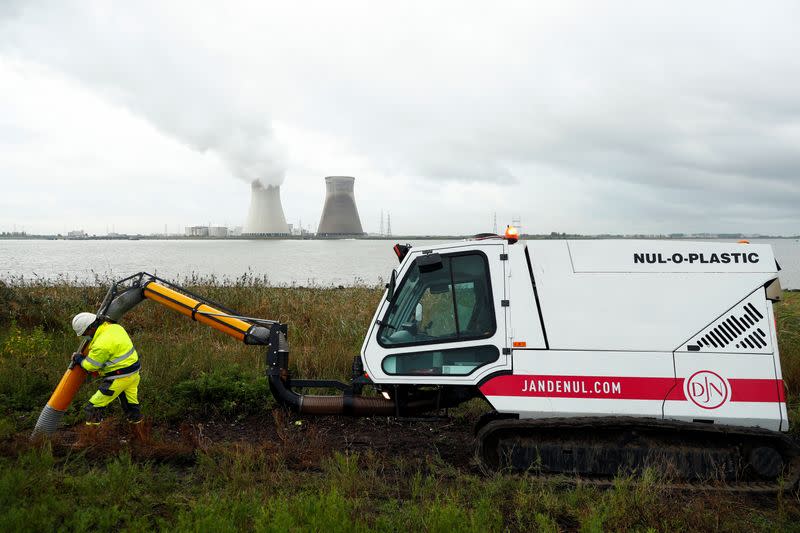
[356, 231, 796, 488]
[35, 229, 797, 489]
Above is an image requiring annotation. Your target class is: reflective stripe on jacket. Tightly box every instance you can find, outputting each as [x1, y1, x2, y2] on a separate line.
[80, 322, 139, 376]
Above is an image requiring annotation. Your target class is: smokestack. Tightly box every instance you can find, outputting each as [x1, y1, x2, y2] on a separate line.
[243, 182, 290, 235]
[317, 176, 365, 237]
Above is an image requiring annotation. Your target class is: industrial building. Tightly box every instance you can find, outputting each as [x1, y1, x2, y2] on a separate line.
[317, 176, 365, 237]
[184, 176, 366, 239]
[243, 182, 290, 235]
[184, 226, 229, 237]
[184, 226, 209, 237]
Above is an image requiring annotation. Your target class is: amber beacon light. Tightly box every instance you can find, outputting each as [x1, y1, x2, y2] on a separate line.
[504, 225, 520, 244]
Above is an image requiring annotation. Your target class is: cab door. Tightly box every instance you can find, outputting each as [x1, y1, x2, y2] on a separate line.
[361, 241, 510, 385]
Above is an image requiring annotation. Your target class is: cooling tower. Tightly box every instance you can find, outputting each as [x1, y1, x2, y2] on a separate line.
[243, 182, 290, 235]
[317, 176, 365, 236]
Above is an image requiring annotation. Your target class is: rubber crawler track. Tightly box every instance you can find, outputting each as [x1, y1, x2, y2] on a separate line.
[476, 417, 800, 494]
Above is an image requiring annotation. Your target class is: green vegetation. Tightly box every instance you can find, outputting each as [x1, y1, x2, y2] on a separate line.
[779, 292, 800, 431]
[0, 280, 799, 531]
[0, 277, 378, 428]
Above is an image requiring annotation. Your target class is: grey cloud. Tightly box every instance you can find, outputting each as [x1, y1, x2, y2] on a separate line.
[0, 3, 286, 187]
[1, 1, 799, 234]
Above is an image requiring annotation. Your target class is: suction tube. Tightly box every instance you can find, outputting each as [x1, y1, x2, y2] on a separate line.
[32, 272, 271, 437]
[268, 374, 397, 416]
[266, 327, 450, 416]
[267, 371, 456, 417]
[32, 366, 87, 437]
[266, 324, 395, 415]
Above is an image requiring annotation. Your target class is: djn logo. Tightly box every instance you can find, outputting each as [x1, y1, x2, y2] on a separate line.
[686, 370, 729, 409]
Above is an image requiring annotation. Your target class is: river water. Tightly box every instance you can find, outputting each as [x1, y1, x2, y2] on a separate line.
[1, 238, 798, 288]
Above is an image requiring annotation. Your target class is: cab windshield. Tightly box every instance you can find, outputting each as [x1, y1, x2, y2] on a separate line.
[378, 252, 495, 347]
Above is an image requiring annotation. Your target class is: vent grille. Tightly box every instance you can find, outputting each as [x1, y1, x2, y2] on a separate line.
[683, 294, 771, 353]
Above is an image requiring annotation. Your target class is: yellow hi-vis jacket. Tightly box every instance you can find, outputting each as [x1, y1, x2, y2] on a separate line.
[80, 322, 139, 377]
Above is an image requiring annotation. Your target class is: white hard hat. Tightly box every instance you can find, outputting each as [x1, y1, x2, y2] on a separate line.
[72, 312, 97, 336]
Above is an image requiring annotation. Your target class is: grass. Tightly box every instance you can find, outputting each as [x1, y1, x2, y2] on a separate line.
[1, 445, 797, 532]
[0, 280, 799, 531]
[0, 277, 380, 428]
[779, 292, 800, 429]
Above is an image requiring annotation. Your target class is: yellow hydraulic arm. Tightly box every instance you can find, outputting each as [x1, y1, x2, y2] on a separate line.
[142, 281, 268, 343]
[32, 273, 273, 436]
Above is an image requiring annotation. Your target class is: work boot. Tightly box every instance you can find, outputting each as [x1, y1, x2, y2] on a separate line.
[84, 404, 106, 425]
[120, 395, 142, 423]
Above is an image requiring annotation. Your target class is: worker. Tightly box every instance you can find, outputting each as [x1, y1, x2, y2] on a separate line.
[70, 312, 142, 425]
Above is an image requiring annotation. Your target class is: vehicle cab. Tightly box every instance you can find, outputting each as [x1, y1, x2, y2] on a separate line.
[361, 234, 520, 386]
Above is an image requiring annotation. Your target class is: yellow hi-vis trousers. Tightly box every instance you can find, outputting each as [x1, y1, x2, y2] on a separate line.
[89, 373, 140, 408]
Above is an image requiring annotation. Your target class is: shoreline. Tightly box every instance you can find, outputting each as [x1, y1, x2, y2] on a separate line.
[2, 235, 799, 241]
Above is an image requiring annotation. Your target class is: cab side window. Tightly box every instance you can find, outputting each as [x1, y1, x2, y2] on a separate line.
[382, 345, 499, 376]
[452, 254, 494, 337]
[378, 252, 495, 347]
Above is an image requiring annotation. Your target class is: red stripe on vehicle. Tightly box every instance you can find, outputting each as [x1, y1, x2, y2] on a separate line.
[480, 375, 785, 403]
[728, 379, 786, 402]
[479, 375, 675, 400]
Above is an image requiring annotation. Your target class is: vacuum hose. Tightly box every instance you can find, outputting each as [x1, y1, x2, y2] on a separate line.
[267, 329, 443, 416]
[268, 375, 397, 416]
[268, 373, 448, 416]
[32, 275, 271, 437]
[31, 365, 87, 437]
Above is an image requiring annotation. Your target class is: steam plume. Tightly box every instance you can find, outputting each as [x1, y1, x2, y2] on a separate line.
[0, 2, 286, 186]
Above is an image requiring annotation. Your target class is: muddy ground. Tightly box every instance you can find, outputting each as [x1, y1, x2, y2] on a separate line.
[4, 411, 479, 473]
[4, 410, 797, 527]
[3, 410, 798, 507]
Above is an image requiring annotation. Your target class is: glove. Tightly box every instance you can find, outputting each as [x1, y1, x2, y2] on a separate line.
[71, 352, 85, 368]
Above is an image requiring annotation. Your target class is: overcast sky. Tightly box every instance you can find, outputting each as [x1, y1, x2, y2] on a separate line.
[1, 1, 798, 236]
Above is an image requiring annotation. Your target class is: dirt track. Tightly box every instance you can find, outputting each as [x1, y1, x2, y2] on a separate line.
[5, 411, 479, 472]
